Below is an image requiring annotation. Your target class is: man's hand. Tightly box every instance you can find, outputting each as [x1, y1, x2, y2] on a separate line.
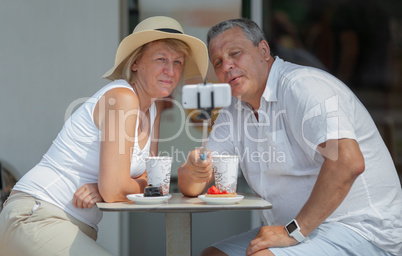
[178, 148, 213, 196]
[184, 148, 213, 182]
[73, 183, 104, 209]
[246, 226, 298, 256]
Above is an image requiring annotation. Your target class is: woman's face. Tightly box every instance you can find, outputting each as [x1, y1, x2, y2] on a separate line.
[131, 40, 186, 98]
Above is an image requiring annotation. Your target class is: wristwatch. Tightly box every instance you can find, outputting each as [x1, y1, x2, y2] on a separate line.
[285, 219, 309, 243]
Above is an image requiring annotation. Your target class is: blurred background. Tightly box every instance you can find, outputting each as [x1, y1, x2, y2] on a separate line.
[1, 0, 401, 255]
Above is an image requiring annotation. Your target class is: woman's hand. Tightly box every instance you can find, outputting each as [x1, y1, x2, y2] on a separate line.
[73, 183, 104, 209]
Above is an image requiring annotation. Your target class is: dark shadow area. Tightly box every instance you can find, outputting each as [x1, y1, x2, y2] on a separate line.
[264, 0, 402, 179]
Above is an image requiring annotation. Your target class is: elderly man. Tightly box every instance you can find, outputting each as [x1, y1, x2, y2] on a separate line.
[178, 18, 402, 256]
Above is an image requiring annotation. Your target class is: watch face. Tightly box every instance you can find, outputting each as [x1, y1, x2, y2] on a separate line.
[287, 221, 298, 233]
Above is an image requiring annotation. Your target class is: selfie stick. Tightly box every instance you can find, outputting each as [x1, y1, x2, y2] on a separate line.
[200, 120, 208, 160]
[197, 81, 214, 160]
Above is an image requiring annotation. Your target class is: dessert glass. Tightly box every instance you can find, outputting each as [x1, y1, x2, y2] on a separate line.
[211, 155, 239, 193]
[145, 156, 172, 195]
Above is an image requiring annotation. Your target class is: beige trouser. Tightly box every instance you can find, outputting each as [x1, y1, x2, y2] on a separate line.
[0, 191, 114, 256]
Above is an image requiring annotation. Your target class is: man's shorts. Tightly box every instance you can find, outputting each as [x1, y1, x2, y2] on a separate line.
[212, 222, 392, 256]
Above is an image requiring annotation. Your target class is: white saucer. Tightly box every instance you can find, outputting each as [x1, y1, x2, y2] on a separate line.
[198, 194, 244, 205]
[126, 194, 172, 205]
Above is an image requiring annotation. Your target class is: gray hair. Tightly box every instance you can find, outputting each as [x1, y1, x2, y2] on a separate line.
[207, 18, 267, 48]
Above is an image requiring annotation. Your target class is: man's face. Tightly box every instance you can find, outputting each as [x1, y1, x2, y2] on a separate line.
[209, 27, 270, 102]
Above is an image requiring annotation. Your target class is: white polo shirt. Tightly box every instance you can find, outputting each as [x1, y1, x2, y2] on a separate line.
[207, 57, 402, 255]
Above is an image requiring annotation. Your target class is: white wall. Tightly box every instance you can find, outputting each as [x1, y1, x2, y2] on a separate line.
[0, 0, 119, 177]
[0, 0, 122, 255]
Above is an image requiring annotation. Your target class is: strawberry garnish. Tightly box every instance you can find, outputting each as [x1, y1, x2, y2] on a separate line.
[207, 185, 221, 194]
[207, 185, 231, 195]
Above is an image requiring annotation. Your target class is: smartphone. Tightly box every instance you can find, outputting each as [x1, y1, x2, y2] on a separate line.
[182, 83, 232, 109]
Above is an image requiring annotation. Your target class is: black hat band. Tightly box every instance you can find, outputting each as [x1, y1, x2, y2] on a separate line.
[155, 28, 183, 34]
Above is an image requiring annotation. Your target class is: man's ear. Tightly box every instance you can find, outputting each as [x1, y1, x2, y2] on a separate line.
[259, 40, 271, 61]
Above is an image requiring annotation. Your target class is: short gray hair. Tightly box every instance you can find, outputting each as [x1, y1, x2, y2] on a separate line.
[207, 18, 267, 48]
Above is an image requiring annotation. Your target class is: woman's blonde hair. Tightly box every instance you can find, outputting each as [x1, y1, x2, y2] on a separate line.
[122, 38, 191, 84]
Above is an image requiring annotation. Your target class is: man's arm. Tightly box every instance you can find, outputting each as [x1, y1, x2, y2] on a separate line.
[295, 138, 365, 235]
[178, 148, 214, 197]
[246, 138, 365, 255]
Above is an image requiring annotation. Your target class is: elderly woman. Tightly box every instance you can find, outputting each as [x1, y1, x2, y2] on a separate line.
[0, 16, 208, 255]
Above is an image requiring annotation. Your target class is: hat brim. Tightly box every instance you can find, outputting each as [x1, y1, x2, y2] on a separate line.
[102, 30, 208, 81]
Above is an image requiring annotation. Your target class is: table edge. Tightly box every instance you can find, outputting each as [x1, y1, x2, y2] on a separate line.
[97, 193, 272, 213]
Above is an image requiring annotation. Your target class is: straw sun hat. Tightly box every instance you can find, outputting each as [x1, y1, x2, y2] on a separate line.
[103, 16, 209, 81]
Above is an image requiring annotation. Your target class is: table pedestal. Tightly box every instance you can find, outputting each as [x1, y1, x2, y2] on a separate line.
[166, 212, 192, 256]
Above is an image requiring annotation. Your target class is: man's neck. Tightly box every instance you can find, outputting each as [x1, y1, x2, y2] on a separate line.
[243, 56, 275, 119]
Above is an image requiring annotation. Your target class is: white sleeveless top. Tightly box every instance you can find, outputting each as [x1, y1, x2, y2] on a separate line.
[14, 80, 156, 230]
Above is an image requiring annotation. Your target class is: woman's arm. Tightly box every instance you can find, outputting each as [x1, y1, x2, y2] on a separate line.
[95, 87, 148, 203]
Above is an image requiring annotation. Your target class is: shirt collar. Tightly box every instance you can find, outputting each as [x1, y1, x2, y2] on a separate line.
[234, 97, 251, 111]
[261, 56, 283, 103]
